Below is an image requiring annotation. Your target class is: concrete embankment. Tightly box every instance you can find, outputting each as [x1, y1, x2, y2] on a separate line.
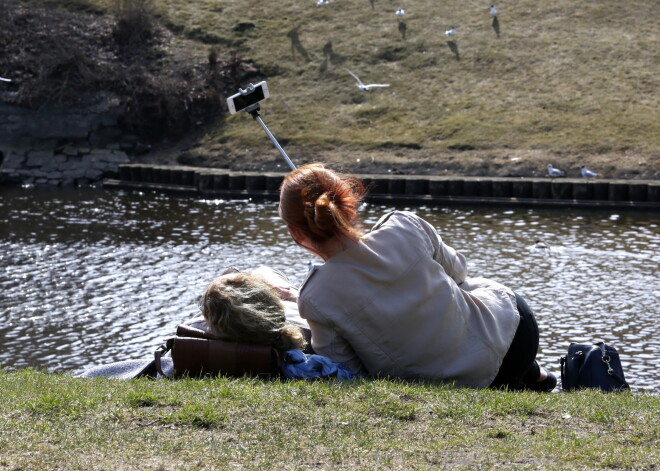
[103, 164, 660, 209]
[0, 102, 141, 187]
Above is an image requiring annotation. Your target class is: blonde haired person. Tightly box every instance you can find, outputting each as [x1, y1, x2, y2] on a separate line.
[200, 268, 355, 380]
[200, 271, 306, 352]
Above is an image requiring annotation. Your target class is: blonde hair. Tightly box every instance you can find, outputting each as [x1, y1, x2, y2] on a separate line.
[199, 273, 305, 351]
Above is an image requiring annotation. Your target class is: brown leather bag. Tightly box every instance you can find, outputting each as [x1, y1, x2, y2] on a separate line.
[155, 318, 281, 378]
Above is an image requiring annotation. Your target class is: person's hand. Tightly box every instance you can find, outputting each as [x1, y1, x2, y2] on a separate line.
[270, 285, 298, 302]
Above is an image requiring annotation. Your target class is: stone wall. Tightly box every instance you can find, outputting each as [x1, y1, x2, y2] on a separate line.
[0, 99, 139, 186]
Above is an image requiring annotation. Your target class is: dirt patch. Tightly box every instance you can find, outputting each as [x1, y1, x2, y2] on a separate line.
[0, 2, 229, 140]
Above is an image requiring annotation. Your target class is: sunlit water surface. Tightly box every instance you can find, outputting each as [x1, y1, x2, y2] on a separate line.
[1, 187, 658, 391]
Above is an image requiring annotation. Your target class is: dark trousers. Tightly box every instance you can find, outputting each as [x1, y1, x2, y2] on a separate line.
[489, 293, 541, 389]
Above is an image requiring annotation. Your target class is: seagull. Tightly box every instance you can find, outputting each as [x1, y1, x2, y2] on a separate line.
[445, 26, 457, 36]
[490, 5, 498, 17]
[316, 0, 326, 5]
[395, 8, 405, 17]
[346, 69, 390, 91]
[547, 164, 566, 177]
[581, 165, 599, 178]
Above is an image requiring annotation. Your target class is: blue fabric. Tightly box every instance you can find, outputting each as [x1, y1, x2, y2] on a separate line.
[280, 349, 355, 380]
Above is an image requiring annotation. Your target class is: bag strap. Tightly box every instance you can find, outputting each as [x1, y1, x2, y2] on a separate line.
[154, 338, 174, 378]
[560, 345, 584, 385]
[597, 343, 629, 388]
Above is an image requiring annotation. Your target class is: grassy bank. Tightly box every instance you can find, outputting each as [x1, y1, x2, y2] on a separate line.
[1, 370, 658, 470]
[13, 0, 660, 178]
[135, 0, 659, 154]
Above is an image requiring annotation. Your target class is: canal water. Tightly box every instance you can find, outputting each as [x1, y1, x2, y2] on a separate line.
[1, 186, 658, 391]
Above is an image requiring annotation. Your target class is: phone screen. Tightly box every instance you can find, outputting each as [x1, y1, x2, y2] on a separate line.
[229, 85, 266, 113]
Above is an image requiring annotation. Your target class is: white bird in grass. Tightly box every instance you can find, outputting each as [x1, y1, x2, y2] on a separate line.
[490, 5, 498, 17]
[445, 26, 457, 36]
[395, 8, 405, 17]
[316, 0, 325, 6]
[581, 165, 599, 178]
[346, 69, 390, 91]
[547, 164, 566, 177]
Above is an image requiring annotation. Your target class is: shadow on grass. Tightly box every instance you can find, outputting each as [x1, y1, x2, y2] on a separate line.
[447, 40, 460, 61]
[492, 16, 501, 38]
[287, 27, 311, 62]
[323, 40, 345, 65]
[398, 20, 407, 39]
[319, 40, 346, 74]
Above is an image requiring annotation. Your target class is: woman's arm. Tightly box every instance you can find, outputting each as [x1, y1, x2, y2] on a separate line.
[250, 265, 300, 301]
[416, 215, 468, 284]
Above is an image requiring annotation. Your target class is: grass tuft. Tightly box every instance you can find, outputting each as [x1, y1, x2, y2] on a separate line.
[125, 390, 161, 408]
[163, 402, 226, 429]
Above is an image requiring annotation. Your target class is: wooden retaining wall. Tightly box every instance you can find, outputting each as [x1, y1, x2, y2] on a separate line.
[103, 164, 660, 209]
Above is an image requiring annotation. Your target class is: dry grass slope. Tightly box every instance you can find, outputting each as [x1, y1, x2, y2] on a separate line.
[11, 0, 660, 178]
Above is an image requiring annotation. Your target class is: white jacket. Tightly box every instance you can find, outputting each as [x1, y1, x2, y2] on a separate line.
[297, 211, 520, 387]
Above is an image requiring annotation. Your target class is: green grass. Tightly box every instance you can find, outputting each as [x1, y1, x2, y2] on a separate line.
[1, 370, 658, 470]
[21, 0, 659, 175]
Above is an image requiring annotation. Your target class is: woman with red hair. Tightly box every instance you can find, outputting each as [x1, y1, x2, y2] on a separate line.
[279, 163, 555, 390]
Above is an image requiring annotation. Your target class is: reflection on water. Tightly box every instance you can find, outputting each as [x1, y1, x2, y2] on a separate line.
[1, 187, 658, 391]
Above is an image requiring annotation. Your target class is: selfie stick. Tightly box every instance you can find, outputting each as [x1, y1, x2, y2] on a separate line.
[244, 103, 296, 171]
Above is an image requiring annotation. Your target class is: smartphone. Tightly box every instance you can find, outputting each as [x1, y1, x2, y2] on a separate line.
[226, 81, 270, 114]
